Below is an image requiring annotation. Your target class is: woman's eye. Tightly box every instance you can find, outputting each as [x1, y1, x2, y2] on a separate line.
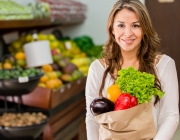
[118, 24, 124, 28]
[133, 25, 140, 28]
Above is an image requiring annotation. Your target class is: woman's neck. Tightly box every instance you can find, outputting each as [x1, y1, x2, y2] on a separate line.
[121, 53, 139, 69]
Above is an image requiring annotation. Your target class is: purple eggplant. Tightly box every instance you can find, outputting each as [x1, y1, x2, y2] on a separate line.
[90, 97, 114, 116]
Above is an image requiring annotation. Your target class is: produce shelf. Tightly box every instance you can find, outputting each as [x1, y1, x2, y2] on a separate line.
[0, 18, 51, 29]
[0, 76, 87, 110]
[0, 17, 85, 30]
[0, 15, 87, 140]
[0, 76, 87, 140]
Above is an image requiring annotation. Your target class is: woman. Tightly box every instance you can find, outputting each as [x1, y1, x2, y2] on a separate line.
[85, 0, 179, 140]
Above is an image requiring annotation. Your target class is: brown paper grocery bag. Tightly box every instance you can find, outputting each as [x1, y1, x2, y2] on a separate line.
[95, 101, 156, 140]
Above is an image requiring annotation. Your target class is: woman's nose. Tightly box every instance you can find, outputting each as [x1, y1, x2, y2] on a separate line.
[124, 27, 133, 37]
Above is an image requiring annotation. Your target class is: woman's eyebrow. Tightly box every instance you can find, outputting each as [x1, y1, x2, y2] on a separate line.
[117, 21, 124, 23]
[116, 21, 140, 23]
[133, 21, 140, 24]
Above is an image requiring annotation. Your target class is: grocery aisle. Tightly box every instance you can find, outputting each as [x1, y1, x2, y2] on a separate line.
[172, 122, 180, 140]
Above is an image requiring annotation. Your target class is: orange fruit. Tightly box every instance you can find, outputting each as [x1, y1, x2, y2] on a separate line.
[3, 63, 12, 69]
[40, 75, 49, 83]
[42, 65, 53, 73]
[54, 79, 62, 88]
[46, 80, 56, 89]
[106, 84, 122, 103]
[15, 52, 25, 60]
[47, 72, 58, 79]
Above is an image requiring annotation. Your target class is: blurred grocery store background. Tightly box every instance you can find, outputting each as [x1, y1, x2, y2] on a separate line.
[0, 0, 179, 140]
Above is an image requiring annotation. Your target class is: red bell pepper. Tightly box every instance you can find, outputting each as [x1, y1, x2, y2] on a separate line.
[130, 96, 138, 107]
[114, 93, 131, 110]
[114, 94, 138, 111]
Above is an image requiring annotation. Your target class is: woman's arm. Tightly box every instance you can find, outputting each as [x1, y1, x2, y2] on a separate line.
[154, 59, 179, 140]
[85, 61, 104, 140]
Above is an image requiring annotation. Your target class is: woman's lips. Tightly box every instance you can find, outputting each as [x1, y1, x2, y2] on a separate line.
[122, 39, 135, 44]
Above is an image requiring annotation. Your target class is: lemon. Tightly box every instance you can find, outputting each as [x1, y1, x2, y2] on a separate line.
[25, 34, 33, 42]
[38, 83, 46, 88]
[17, 59, 26, 67]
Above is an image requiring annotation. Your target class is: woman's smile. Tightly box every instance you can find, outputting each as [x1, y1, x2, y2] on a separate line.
[122, 39, 135, 44]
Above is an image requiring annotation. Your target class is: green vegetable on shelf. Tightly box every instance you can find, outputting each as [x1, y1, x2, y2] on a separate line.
[115, 67, 165, 104]
[74, 36, 102, 58]
[0, 67, 42, 80]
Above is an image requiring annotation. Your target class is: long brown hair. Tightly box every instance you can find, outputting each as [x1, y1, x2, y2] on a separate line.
[99, 0, 162, 105]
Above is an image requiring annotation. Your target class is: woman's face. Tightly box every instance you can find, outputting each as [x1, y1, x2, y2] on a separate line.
[112, 8, 143, 54]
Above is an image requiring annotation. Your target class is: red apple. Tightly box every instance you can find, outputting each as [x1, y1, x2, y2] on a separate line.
[51, 48, 59, 55]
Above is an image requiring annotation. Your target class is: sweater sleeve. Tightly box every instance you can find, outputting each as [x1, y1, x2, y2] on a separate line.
[154, 59, 179, 140]
[85, 61, 103, 140]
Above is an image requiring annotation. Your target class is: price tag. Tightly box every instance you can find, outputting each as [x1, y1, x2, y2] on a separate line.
[18, 77, 29, 83]
[77, 79, 81, 84]
[65, 41, 72, 50]
[60, 87, 65, 93]
[67, 83, 71, 89]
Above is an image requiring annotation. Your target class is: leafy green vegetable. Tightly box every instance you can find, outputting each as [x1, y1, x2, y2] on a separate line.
[115, 67, 164, 104]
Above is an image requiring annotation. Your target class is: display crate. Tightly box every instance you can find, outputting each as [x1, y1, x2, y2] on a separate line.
[0, 76, 87, 140]
[0, 76, 86, 109]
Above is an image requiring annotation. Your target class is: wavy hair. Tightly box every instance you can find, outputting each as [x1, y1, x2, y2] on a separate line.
[99, 0, 162, 105]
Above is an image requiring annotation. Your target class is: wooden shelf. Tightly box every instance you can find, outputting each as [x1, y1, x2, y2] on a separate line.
[0, 76, 87, 110]
[0, 77, 87, 140]
[0, 18, 51, 29]
[0, 17, 85, 31]
[0, 17, 87, 140]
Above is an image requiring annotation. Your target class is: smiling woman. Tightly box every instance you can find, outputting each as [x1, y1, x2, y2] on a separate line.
[85, 0, 179, 140]
[112, 8, 143, 63]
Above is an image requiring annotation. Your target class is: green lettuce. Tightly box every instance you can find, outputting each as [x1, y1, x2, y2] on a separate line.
[115, 67, 164, 104]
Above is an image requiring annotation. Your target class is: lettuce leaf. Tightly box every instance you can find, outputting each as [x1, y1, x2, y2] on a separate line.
[115, 67, 165, 104]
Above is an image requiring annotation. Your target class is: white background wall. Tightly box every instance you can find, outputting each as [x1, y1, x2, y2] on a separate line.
[14, 0, 145, 45]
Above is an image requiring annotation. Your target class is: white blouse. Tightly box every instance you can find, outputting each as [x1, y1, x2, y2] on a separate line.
[85, 54, 179, 140]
